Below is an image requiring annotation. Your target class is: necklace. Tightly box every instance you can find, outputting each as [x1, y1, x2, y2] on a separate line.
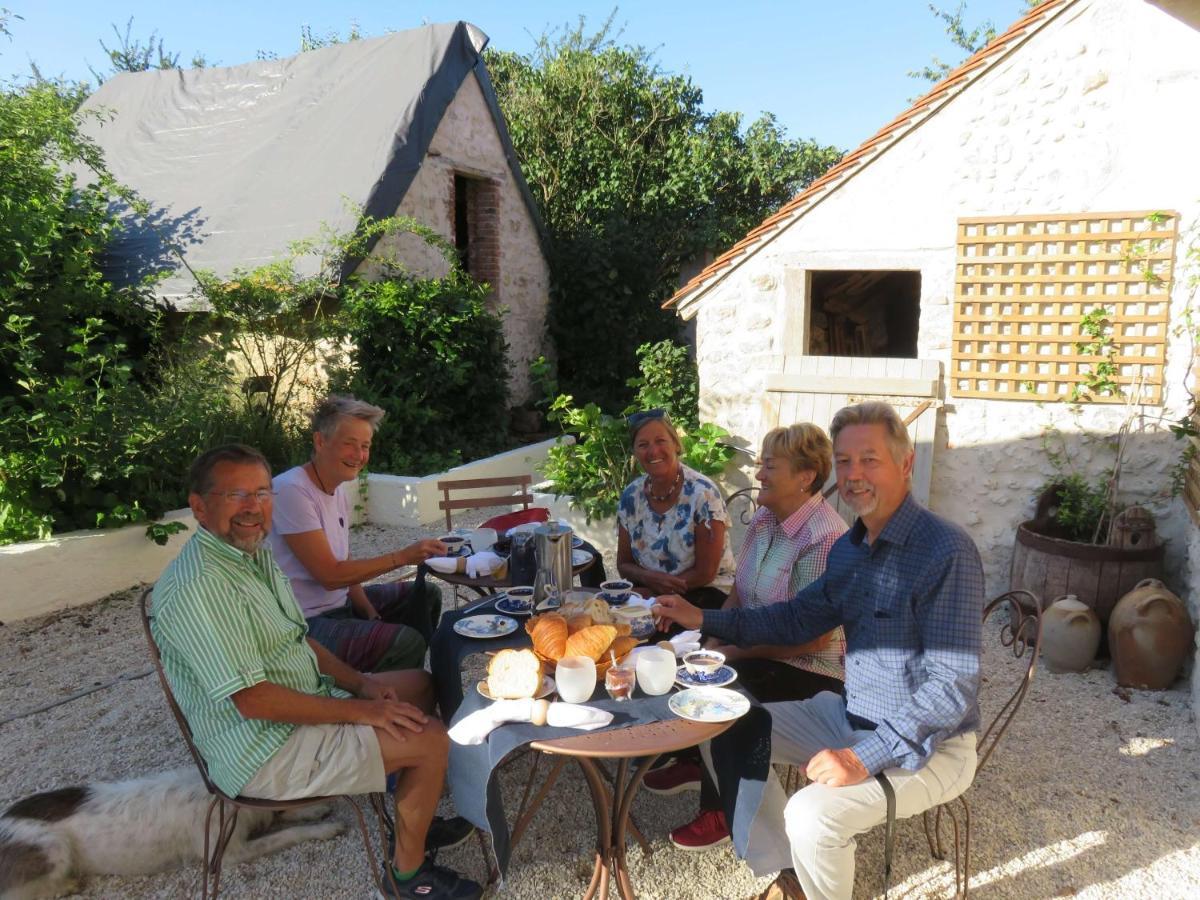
[309, 460, 333, 495]
[646, 467, 683, 503]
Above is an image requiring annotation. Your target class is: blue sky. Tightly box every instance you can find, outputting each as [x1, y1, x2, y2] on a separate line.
[2, 1, 1030, 149]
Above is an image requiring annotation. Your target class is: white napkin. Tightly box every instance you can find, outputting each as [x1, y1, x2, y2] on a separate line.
[448, 699, 614, 745]
[425, 556, 459, 574]
[670, 630, 702, 657]
[465, 551, 504, 578]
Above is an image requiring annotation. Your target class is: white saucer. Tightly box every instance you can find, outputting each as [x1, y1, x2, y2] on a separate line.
[669, 687, 751, 723]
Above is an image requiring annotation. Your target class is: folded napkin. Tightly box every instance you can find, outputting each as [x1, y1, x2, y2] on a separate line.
[465, 551, 505, 578]
[426, 551, 506, 577]
[449, 698, 614, 745]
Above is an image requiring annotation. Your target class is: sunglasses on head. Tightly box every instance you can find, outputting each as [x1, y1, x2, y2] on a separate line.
[626, 408, 669, 430]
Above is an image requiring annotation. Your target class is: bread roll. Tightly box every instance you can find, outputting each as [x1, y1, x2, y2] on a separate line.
[529, 614, 567, 660]
[583, 598, 614, 624]
[566, 614, 593, 635]
[565, 624, 618, 661]
[486, 649, 543, 699]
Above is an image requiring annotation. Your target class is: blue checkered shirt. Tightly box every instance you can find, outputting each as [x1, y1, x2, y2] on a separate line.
[704, 493, 984, 774]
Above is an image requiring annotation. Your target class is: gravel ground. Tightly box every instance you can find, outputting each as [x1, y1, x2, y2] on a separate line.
[2, 515, 1198, 899]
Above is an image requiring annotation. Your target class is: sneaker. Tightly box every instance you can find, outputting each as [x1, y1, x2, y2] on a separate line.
[376, 858, 483, 900]
[751, 868, 806, 900]
[425, 815, 475, 852]
[669, 809, 731, 851]
[642, 760, 703, 795]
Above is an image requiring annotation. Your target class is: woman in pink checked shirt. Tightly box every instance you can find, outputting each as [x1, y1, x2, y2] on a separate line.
[645, 423, 848, 853]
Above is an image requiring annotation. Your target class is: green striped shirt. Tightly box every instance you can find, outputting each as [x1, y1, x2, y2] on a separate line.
[151, 526, 335, 796]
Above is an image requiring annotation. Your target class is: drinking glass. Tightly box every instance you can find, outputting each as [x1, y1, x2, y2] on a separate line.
[604, 664, 635, 701]
[635, 647, 677, 696]
[556, 656, 597, 703]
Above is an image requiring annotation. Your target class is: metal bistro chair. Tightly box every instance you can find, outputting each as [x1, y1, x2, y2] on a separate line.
[879, 589, 1043, 899]
[139, 588, 395, 899]
[436, 473, 535, 532]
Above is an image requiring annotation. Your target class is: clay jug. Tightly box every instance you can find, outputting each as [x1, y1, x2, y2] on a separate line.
[1040, 595, 1100, 673]
[1108, 579, 1194, 689]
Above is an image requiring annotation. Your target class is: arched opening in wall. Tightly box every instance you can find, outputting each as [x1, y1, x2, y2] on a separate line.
[807, 270, 920, 358]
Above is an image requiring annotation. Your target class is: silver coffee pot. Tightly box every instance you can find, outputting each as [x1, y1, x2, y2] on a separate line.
[532, 521, 574, 604]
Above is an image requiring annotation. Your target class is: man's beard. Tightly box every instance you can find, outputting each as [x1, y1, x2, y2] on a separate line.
[224, 517, 266, 554]
[840, 480, 878, 517]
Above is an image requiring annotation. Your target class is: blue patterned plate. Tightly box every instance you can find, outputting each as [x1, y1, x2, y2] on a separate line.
[453, 615, 518, 639]
[668, 687, 750, 723]
[675, 665, 737, 689]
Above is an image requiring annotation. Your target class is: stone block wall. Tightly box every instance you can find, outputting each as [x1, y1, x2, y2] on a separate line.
[365, 70, 550, 403]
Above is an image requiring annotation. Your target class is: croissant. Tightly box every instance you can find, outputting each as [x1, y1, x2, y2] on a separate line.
[564, 624, 618, 662]
[610, 635, 639, 662]
[530, 614, 567, 660]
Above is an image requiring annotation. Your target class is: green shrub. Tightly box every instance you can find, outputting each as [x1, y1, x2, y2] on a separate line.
[334, 271, 512, 475]
[541, 340, 733, 521]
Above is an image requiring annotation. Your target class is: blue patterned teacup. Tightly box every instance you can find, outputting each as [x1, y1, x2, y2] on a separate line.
[683, 650, 725, 683]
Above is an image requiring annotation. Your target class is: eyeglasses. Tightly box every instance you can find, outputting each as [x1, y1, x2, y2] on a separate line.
[208, 489, 276, 504]
[626, 408, 669, 431]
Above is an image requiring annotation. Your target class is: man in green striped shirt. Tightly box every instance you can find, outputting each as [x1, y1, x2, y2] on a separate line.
[152, 445, 481, 900]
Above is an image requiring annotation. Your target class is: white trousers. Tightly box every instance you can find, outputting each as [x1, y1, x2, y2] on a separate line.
[737, 692, 977, 900]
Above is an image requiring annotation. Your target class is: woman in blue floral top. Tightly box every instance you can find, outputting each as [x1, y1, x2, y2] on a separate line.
[616, 410, 736, 610]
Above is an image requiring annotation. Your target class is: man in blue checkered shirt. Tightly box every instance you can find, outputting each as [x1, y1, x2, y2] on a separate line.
[655, 401, 984, 900]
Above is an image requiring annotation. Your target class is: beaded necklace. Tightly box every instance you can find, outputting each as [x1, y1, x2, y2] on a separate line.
[645, 467, 683, 503]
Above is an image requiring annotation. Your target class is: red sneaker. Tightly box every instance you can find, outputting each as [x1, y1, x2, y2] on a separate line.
[642, 760, 703, 795]
[669, 809, 731, 851]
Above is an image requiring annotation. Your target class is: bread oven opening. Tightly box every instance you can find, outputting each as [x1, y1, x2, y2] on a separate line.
[807, 270, 921, 358]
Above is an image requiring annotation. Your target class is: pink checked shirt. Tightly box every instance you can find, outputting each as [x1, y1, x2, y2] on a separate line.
[734, 492, 847, 681]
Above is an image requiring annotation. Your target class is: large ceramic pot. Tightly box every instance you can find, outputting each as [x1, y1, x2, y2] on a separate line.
[1040, 595, 1101, 673]
[1108, 579, 1194, 690]
[1010, 505, 1164, 627]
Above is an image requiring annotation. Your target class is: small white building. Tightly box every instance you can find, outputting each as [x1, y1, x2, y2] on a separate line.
[79, 21, 550, 401]
[667, 0, 1200, 695]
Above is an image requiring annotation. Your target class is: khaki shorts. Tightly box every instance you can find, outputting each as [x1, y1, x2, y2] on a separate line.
[240, 723, 386, 800]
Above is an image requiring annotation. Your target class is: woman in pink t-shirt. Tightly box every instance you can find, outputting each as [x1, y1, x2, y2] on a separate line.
[269, 396, 446, 673]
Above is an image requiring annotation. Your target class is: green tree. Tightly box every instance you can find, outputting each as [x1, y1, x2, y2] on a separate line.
[90, 17, 209, 83]
[488, 16, 842, 409]
[910, 2, 1050, 84]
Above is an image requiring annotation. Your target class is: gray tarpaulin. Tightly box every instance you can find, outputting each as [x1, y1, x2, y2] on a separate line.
[76, 21, 537, 310]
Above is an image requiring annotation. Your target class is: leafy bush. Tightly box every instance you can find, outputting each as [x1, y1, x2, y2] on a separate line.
[541, 340, 734, 521]
[1034, 474, 1111, 543]
[334, 271, 511, 475]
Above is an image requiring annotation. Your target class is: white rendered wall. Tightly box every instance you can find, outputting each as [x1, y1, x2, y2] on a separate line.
[687, 0, 1200, 596]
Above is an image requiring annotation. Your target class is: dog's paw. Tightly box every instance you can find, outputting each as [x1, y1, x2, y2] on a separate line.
[311, 820, 345, 841]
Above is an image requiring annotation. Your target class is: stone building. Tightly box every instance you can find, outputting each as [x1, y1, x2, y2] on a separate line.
[79, 21, 549, 402]
[665, 0, 1200, 697]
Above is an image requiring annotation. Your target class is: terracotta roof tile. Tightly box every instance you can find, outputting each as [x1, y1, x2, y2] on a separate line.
[665, 0, 1071, 309]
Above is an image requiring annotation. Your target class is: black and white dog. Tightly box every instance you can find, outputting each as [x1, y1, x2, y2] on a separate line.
[0, 768, 343, 899]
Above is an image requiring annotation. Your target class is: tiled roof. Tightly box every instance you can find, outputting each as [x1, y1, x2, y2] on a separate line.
[664, 0, 1074, 310]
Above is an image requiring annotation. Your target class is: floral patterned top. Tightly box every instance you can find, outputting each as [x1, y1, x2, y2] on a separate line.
[736, 493, 847, 680]
[618, 465, 736, 592]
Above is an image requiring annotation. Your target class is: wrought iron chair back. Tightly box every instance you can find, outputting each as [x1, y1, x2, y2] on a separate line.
[918, 588, 1044, 898]
[138, 587, 391, 899]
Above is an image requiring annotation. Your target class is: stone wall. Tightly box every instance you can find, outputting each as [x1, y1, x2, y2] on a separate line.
[365, 71, 550, 404]
[683, 0, 1199, 690]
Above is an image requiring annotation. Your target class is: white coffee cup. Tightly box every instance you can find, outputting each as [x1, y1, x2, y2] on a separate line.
[556, 656, 597, 704]
[635, 647, 677, 696]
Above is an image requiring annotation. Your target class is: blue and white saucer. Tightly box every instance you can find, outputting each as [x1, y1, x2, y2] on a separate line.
[453, 615, 518, 639]
[675, 665, 737, 689]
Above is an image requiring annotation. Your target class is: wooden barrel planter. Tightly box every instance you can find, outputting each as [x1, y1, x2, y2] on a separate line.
[1010, 521, 1165, 625]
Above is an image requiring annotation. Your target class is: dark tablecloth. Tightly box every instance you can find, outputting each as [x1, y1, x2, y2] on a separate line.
[446, 684, 772, 877]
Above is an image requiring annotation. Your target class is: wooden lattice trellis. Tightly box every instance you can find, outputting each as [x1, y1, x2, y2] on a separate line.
[952, 211, 1178, 404]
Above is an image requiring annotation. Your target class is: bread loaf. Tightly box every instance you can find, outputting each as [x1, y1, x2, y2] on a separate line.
[486, 649, 543, 699]
[564, 624, 618, 661]
[583, 598, 614, 624]
[528, 614, 567, 660]
[566, 614, 593, 635]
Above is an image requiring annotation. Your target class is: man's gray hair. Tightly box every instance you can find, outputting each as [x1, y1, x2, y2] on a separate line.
[829, 401, 913, 466]
[310, 394, 386, 438]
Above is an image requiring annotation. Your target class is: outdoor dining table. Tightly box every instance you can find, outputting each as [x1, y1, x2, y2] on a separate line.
[445, 655, 775, 898]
